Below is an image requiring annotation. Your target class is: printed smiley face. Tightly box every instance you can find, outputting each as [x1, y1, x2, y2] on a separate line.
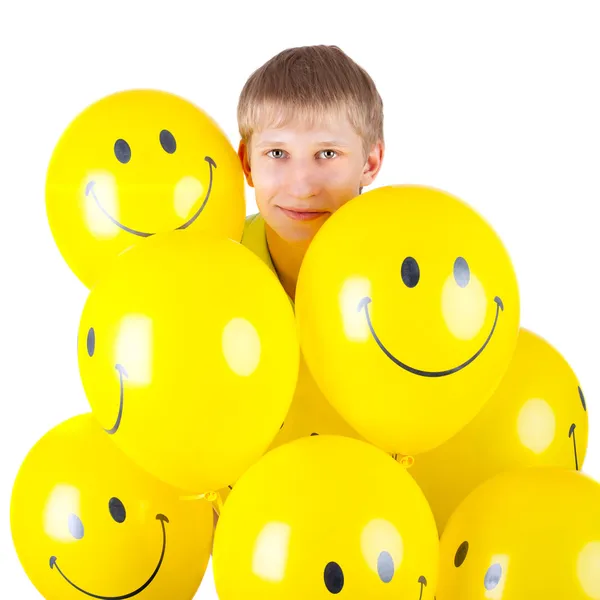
[77, 231, 299, 494]
[213, 435, 439, 600]
[10, 414, 213, 600]
[46, 89, 245, 288]
[295, 185, 520, 456]
[437, 467, 600, 599]
[410, 327, 589, 533]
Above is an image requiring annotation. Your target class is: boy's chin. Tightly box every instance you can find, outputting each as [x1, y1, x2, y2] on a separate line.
[276, 219, 327, 244]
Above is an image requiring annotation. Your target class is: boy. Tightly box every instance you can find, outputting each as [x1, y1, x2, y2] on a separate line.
[237, 44, 385, 299]
[214, 45, 386, 519]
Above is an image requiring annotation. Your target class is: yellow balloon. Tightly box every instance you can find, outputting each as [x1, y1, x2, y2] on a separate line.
[10, 413, 213, 600]
[273, 355, 363, 447]
[437, 467, 600, 598]
[217, 356, 361, 506]
[46, 89, 245, 288]
[410, 327, 589, 533]
[77, 230, 299, 493]
[296, 185, 520, 456]
[213, 435, 439, 599]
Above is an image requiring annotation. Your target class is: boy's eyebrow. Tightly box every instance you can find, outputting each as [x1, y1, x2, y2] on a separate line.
[316, 140, 351, 147]
[254, 140, 288, 148]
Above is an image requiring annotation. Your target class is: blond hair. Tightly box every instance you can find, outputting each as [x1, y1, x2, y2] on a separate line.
[238, 45, 384, 156]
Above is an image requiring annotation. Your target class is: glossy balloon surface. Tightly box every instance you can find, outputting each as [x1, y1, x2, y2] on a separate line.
[78, 231, 299, 493]
[213, 435, 439, 599]
[296, 185, 520, 455]
[10, 414, 213, 600]
[46, 89, 245, 288]
[438, 467, 600, 599]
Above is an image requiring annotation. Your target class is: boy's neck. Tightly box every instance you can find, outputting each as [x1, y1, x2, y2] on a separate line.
[265, 224, 311, 301]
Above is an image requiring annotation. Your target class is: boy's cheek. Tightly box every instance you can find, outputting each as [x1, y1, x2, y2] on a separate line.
[253, 168, 287, 197]
[255, 193, 278, 221]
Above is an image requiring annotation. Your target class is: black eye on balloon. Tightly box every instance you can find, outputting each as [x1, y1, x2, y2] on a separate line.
[454, 257, 470, 287]
[114, 139, 131, 164]
[377, 551, 395, 583]
[579, 386, 587, 412]
[484, 563, 503, 590]
[109, 497, 126, 523]
[87, 328, 95, 357]
[159, 129, 177, 154]
[401, 257, 420, 288]
[68, 514, 84, 540]
[455, 541, 469, 567]
[324, 561, 344, 594]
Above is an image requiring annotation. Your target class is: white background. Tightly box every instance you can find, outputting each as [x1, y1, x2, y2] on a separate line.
[1, 2, 599, 598]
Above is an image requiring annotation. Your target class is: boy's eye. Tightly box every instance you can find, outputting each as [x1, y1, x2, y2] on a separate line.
[319, 150, 337, 159]
[267, 149, 286, 159]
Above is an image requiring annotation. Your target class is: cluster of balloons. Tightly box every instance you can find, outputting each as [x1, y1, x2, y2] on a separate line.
[10, 88, 599, 600]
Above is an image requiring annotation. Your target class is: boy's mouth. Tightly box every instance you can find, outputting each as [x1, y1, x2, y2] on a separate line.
[278, 206, 329, 222]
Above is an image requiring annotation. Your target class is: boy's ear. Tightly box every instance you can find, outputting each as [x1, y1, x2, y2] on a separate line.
[238, 140, 254, 187]
[359, 140, 385, 188]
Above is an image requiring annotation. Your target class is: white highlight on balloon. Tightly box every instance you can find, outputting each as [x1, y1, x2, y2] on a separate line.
[222, 318, 261, 376]
[517, 398, 556, 454]
[441, 273, 487, 341]
[43, 484, 81, 543]
[115, 314, 153, 386]
[339, 276, 372, 342]
[361, 518, 404, 576]
[252, 521, 291, 583]
[83, 172, 120, 239]
[174, 176, 204, 220]
[577, 541, 600, 599]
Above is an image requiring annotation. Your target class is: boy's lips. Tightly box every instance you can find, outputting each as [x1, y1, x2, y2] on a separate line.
[278, 206, 329, 222]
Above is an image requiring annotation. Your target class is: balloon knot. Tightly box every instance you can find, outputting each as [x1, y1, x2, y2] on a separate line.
[391, 453, 415, 468]
[180, 490, 217, 502]
[399, 455, 414, 468]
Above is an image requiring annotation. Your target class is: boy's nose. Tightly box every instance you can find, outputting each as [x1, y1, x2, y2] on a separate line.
[285, 164, 321, 199]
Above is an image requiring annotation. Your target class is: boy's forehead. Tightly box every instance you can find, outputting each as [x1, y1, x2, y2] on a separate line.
[252, 109, 359, 145]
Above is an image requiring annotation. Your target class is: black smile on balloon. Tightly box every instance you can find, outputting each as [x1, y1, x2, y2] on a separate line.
[49, 514, 169, 599]
[105, 364, 128, 435]
[85, 156, 217, 237]
[569, 423, 580, 471]
[358, 296, 504, 378]
[418, 576, 428, 600]
[570, 386, 588, 471]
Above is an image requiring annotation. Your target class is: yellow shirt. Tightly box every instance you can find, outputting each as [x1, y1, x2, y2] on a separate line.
[242, 213, 296, 312]
[241, 213, 277, 275]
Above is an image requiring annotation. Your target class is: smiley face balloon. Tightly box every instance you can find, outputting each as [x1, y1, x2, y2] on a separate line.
[295, 185, 520, 456]
[213, 435, 439, 599]
[46, 89, 245, 288]
[78, 230, 299, 494]
[410, 327, 589, 533]
[10, 414, 213, 600]
[437, 467, 600, 598]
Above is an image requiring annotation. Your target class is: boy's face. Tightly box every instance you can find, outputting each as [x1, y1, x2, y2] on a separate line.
[239, 113, 383, 243]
